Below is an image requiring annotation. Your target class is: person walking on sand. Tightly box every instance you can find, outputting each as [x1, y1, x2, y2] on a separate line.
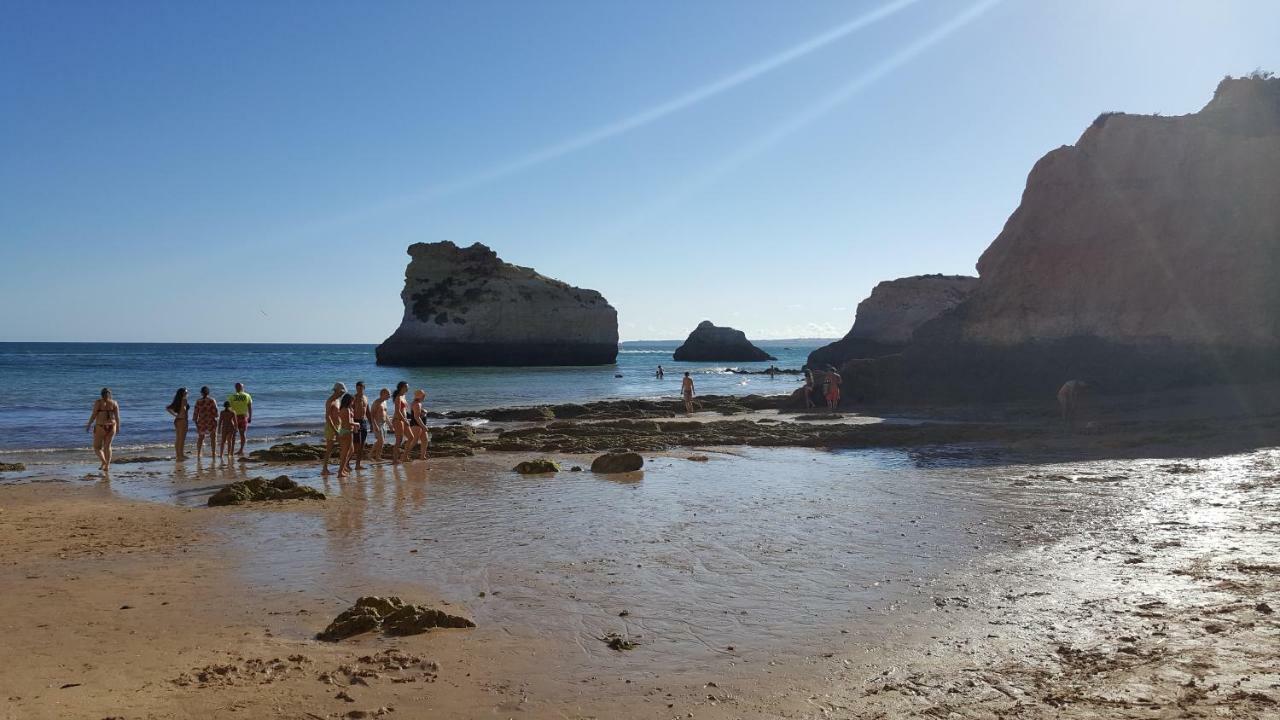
[370, 387, 391, 462]
[391, 381, 410, 464]
[321, 382, 346, 476]
[336, 393, 356, 479]
[85, 388, 120, 471]
[193, 386, 218, 460]
[681, 372, 696, 415]
[352, 381, 370, 471]
[165, 387, 190, 460]
[824, 366, 842, 411]
[226, 382, 253, 456]
[803, 368, 816, 409]
[218, 401, 237, 460]
[407, 389, 429, 461]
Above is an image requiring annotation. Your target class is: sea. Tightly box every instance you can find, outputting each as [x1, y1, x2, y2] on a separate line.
[0, 340, 825, 454]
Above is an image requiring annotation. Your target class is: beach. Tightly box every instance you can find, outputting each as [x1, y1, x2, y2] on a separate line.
[3, 388, 1279, 719]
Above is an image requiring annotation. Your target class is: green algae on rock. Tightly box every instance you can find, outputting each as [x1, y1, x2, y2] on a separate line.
[207, 475, 325, 506]
[0, 462, 25, 472]
[316, 596, 475, 642]
[513, 459, 560, 474]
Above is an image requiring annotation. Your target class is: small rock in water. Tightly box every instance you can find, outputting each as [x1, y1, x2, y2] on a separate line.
[513, 459, 560, 474]
[590, 451, 644, 474]
[0, 462, 26, 472]
[602, 632, 638, 651]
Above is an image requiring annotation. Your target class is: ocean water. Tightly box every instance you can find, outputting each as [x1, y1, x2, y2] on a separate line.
[0, 341, 824, 453]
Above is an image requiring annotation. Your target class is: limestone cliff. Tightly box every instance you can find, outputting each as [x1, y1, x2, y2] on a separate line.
[673, 321, 776, 362]
[375, 242, 619, 366]
[850, 75, 1280, 403]
[808, 274, 977, 368]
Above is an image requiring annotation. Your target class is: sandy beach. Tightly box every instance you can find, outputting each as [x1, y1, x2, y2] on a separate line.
[3, 391, 1278, 719]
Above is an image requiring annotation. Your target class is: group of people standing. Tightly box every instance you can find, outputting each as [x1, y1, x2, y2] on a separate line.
[321, 380, 429, 478]
[803, 366, 842, 410]
[163, 383, 254, 461]
[86, 383, 253, 471]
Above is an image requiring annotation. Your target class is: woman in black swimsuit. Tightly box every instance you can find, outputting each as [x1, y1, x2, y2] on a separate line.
[166, 387, 189, 460]
[407, 389, 429, 462]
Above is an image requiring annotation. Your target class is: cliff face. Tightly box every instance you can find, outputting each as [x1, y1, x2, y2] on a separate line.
[375, 242, 619, 366]
[808, 275, 977, 368]
[673, 321, 776, 362]
[852, 76, 1280, 402]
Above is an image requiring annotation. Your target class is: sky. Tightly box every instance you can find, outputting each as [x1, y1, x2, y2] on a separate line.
[2, 0, 1278, 343]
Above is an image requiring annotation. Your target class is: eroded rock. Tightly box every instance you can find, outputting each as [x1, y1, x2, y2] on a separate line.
[513, 459, 560, 474]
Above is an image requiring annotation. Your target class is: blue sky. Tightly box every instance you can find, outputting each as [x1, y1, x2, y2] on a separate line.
[2, 0, 1277, 342]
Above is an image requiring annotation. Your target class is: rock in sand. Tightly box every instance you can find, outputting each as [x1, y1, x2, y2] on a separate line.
[590, 451, 644, 473]
[207, 475, 325, 506]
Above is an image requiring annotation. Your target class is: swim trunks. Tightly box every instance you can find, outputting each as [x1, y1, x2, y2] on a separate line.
[357, 418, 369, 445]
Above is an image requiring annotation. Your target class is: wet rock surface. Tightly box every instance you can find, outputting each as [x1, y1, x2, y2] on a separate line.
[590, 451, 644, 473]
[513, 459, 560, 474]
[0, 462, 25, 472]
[316, 596, 474, 642]
[207, 475, 325, 506]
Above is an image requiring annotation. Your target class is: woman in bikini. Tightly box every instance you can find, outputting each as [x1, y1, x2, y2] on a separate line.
[408, 389, 429, 461]
[192, 386, 219, 460]
[85, 388, 120, 472]
[391, 381, 410, 464]
[166, 387, 190, 460]
[336, 393, 356, 479]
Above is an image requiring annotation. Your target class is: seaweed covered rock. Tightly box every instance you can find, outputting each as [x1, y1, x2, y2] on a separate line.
[590, 451, 644, 473]
[513, 459, 560, 474]
[0, 462, 25, 472]
[316, 596, 475, 642]
[207, 475, 325, 506]
[376, 242, 619, 366]
[673, 321, 776, 362]
[250, 443, 327, 462]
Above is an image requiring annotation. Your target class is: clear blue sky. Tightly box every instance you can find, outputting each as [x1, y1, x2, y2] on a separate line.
[2, 0, 1277, 342]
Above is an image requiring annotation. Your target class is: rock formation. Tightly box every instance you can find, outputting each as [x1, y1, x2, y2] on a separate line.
[672, 321, 776, 361]
[808, 274, 977, 368]
[207, 476, 325, 506]
[316, 596, 474, 642]
[376, 242, 619, 366]
[848, 75, 1280, 403]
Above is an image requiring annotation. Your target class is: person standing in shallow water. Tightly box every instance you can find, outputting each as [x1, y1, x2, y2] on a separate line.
[336, 393, 356, 479]
[656, 365, 664, 379]
[193, 386, 218, 460]
[391, 381, 410, 464]
[352, 381, 370, 471]
[321, 382, 346, 476]
[370, 388, 391, 462]
[407, 389, 429, 462]
[85, 388, 120, 472]
[681, 372, 696, 415]
[218, 401, 237, 460]
[165, 387, 190, 460]
[226, 382, 253, 456]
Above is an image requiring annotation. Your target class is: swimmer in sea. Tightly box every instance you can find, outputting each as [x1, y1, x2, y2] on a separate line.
[85, 387, 120, 472]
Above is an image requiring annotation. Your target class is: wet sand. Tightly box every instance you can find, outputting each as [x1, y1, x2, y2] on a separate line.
[2, 401, 1279, 718]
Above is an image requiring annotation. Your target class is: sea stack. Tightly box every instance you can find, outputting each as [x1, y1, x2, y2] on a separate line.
[808, 274, 977, 369]
[845, 74, 1280, 402]
[376, 242, 619, 366]
[673, 321, 776, 362]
